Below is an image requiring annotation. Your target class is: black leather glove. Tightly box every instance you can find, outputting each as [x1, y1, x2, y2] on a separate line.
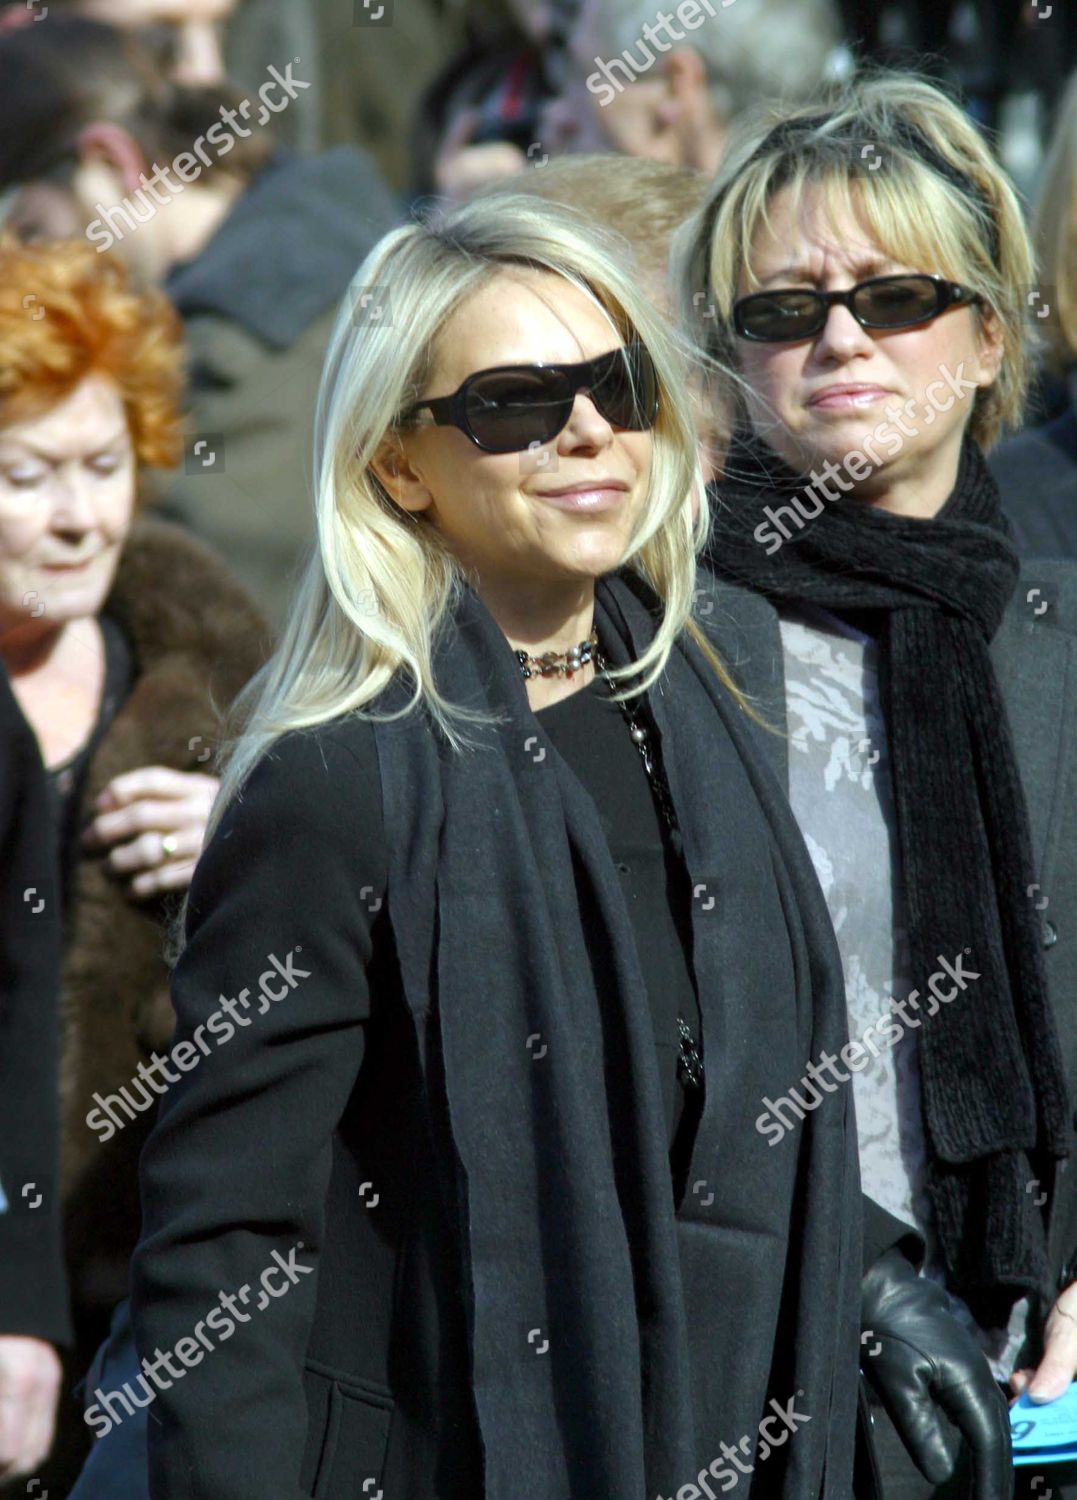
[860, 1247, 1014, 1500]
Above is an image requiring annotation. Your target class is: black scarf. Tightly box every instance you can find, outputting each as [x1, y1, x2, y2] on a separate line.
[709, 427, 1070, 1315]
[371, 570, 861, 1500]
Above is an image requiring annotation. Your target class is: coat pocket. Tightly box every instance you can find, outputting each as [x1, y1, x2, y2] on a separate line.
[305, 1364, 395, 1500]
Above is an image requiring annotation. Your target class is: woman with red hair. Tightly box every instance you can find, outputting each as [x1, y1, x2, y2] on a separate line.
[0, 235, 267, 1493]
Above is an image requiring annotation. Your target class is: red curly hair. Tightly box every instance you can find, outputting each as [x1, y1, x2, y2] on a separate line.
[0, 234, 185, 480]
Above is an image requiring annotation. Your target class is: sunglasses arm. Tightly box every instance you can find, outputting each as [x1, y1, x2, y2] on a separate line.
[397, 400, 452, 430]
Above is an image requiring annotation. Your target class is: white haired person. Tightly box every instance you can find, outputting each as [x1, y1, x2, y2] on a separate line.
[117, 192, 875, 1500]
[542, 0, 843, 171]
[677, 68, 1077, 1500]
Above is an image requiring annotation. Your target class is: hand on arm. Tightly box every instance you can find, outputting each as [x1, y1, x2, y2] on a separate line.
[81, 766, 220, 898]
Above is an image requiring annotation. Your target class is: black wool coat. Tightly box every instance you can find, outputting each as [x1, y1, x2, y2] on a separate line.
[0, 667, 69, 1346]
[4, 516, 268, 1496]
[126, 581, 924, 1499]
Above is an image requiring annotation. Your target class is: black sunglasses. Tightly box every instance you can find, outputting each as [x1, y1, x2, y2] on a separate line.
[732, 273, 981, 343]
[398, 341, 660, 454]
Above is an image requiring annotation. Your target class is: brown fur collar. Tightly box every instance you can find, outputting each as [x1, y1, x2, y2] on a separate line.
[59, 516, 271, 1302]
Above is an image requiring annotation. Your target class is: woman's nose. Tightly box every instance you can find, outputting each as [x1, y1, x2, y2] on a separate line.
[558, 391, 614, 451]
[50, 470, 98, 532]
[812, 299, 875, 361]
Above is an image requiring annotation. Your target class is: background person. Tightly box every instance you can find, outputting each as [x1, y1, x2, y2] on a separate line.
[0, 674, 69, 1485]
[411, 36, 551, 206]
[833, 0, 1076, 177]
[991, 65, 1077, 559]
[676, 68, 1077, 1498]
[0, 0, 321, 149]
[482, 151, 709, 309]
[23, 0, 242, 88]
[409, 1, 564, 206]
[542, 0, 844, 170]
[0, 233, 268, 1494]
[0, 15, 401, 629]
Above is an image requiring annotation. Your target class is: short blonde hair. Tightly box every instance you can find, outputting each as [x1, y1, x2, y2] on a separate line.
[673, 71, 1037, 450]
[1033, 69, 1077, 375]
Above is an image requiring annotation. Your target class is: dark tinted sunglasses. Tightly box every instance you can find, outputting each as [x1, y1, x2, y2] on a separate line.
[732, 273, 981, 343]
[398, 341, 660, 454]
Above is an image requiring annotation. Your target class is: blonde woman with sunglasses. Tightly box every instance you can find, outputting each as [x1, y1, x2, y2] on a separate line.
[678, 69, 1077, 1500]
[116, 193, 876, 1500]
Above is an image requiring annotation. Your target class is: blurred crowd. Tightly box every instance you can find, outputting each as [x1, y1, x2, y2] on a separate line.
[0, 0, 1075, 1496]
[0, 0, 1071, 627]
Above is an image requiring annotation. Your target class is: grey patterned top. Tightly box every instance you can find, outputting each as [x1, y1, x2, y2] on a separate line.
[778, 602, 1027, 1379]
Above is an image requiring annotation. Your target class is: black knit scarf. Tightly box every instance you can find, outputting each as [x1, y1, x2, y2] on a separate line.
[370, 570, 862, 1500]
[709, 427, 1070, 1315]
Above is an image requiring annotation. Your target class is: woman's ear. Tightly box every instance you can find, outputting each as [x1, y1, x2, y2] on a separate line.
[664, 46, 707, 101]
[75, 121, 149, 198]
[975, 303, 1006, 389]
[370, 435, 434, 516]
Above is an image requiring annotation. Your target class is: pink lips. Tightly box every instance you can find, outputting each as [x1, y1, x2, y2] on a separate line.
[807, 384, 893, 410]
[537, 480, 628, 512]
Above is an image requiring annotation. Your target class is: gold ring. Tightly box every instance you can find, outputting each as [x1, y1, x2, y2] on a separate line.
[160, 833, 179, 859]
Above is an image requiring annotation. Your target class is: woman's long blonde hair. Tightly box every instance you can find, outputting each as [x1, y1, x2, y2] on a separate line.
[193, 194, 745, 890]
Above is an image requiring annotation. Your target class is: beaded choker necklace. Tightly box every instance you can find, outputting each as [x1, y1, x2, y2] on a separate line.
[513, 628, 598, 680]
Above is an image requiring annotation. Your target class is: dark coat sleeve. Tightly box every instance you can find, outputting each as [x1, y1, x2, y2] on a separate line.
[0, 668, 71, 1346]
[128, 721, 384, 1498]
[990, 408, 1077, 561]
[863, 1196, 924, 1277]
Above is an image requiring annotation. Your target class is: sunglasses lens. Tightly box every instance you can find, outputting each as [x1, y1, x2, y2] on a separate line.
[465, 370, 571, 452]
[855, 276, 939, 327]
[464, 345, 659, 451]
[587, 343, 661, 428]
[736, 291, 823, 340]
